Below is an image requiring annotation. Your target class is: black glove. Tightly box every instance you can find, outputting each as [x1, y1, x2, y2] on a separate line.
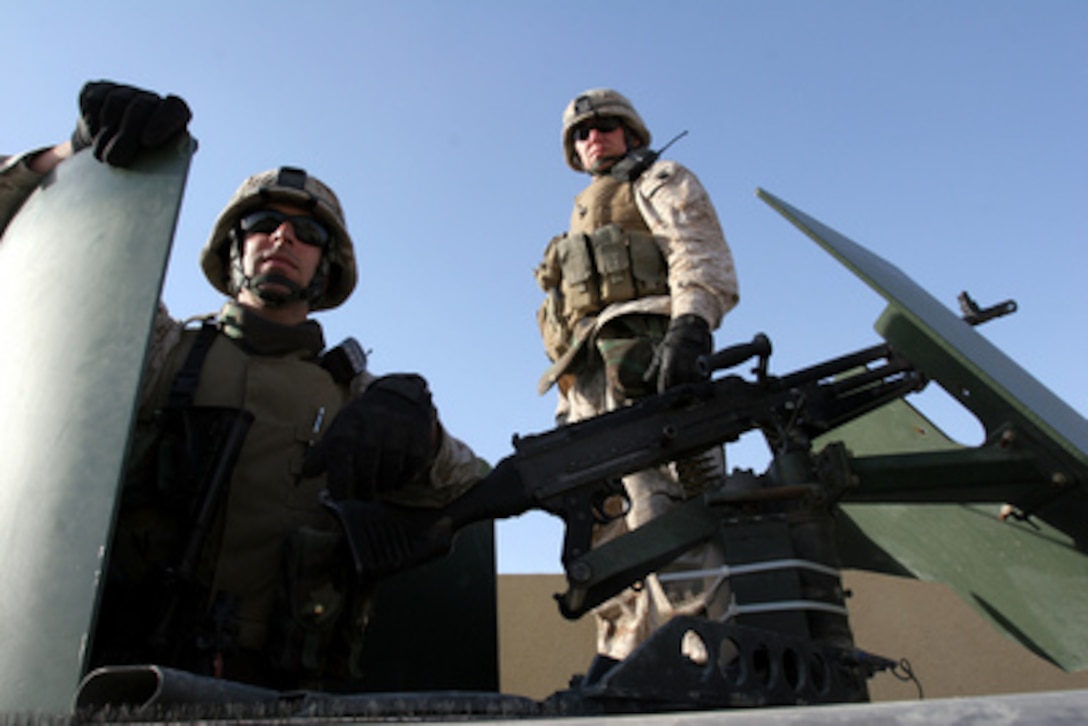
[303, 374, 440, 500]
[656, 314, 713, 392]
[71, 80, 192, 167]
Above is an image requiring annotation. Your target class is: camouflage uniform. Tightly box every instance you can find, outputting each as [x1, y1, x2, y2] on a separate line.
[536, 90, 739, 660]
[1, 157, 487, 688]
[0, 151, 53, 231]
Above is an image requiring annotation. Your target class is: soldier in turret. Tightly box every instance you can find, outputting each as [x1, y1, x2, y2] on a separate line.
[1, 81, 487, 691]
[534, 88, 740, 661]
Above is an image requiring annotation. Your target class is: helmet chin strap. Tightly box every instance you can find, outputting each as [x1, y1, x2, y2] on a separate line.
[244, 272, 308, 307]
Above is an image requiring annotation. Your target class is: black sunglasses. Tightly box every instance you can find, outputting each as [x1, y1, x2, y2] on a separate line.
[239, 209, 330, 248]
[572, 116, 623, 141]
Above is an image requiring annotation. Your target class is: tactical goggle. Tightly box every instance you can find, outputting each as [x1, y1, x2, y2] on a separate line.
[572, 116, 623, 141]
[239, 209, 330, 248]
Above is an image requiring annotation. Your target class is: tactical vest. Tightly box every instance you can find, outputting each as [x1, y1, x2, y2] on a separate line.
[187, 331, 345, 646]
[99, 312, 367, 683]
[536, 174, 669, 362]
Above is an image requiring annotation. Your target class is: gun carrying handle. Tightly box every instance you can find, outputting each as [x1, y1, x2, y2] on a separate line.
[697, 333, 772, 378]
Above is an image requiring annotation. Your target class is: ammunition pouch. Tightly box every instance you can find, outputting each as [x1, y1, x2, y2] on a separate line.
[557, 230, 600, 319]
[266, 525, 367, 676]
[535, 225, 668, 361]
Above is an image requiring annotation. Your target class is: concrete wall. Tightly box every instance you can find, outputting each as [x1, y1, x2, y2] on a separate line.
[497, 571, 1088, 702]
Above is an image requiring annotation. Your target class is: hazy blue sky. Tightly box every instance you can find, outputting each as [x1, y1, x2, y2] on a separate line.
[5, 1, 1085, 573]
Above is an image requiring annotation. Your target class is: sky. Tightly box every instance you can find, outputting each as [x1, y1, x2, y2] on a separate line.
[4, 1, 1085, 574]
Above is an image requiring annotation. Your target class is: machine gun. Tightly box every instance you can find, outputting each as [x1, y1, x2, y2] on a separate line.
[320, 333, 930, 709]
[325, 334, 920, 607]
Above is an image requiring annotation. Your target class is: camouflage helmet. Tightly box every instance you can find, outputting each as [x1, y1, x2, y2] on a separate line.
[200, 166, 357, 311]
[562, 88, 652, 172]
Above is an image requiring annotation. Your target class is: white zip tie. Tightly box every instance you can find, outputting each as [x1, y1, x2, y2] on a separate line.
[657, 558, 843, 584]
[724, 599, 849, 619]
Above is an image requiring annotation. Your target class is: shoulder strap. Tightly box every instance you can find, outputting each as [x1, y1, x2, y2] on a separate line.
[166, 320, 220, 409]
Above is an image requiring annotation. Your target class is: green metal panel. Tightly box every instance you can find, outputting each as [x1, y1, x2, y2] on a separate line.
[0, 140, 193, 713]
[827, 399, 1088, 670]
[756, 189, 1088, 671]
[756, 188, 1088, 467]
[354, 521, 499, 691]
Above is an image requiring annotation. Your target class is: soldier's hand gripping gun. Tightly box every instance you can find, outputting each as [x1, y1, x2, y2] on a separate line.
[321, 333, 924, 616]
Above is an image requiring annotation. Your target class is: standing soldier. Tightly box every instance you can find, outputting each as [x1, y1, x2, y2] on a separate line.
[534, 88, 739, 661]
